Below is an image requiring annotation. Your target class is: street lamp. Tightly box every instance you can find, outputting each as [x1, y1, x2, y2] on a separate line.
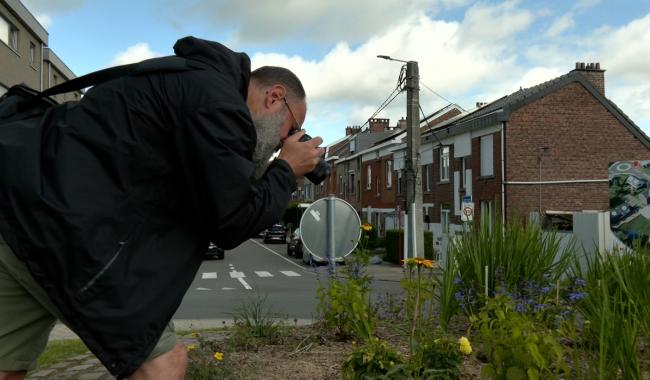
[377, 54, 424, 259]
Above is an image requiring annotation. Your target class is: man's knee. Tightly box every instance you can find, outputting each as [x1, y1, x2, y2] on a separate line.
[0, 371, 27, 380]
[128, 342, 187, 380]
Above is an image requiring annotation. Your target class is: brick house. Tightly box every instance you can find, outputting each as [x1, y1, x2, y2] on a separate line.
[420, 62, 650, 255]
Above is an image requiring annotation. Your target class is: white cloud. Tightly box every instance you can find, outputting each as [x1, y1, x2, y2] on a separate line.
[21, 0, 86, 29]
[249, 2, 535, 131]
[109, 43, 160, 67]
[162, 0, 467, 45]
[546, 12, 575, 37]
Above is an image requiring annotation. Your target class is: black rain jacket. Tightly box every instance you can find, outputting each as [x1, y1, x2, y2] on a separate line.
[0, 36, 296, 378]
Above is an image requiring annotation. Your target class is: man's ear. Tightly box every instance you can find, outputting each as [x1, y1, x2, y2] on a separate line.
[264, 85, 287, 110]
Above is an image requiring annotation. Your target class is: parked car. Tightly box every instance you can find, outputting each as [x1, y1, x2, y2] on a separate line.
[301, 246, 345, 266]
[205, 242, 224, 260]
[263, 224, 287, 244]
[286, 228, 303, 258]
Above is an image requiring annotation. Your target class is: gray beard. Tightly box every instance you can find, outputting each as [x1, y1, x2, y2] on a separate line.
[252, 110, 285, 179]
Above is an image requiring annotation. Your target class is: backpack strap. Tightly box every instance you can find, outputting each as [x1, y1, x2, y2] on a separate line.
[38, 55, 212, 98]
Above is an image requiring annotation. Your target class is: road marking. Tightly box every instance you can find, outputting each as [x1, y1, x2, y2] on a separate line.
[195, 287, 211, 291]
[222, 287, 235, 290]
[249, 239, 313, 274]
[237, 277, 253, 290]
[280, 270, 301, 277]
[202, 272, 217, 279]
[230, 271, 245, 278]
[255, 271, 273, 277]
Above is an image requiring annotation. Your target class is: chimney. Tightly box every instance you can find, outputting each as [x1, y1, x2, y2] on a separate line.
[346, 126, 361, 136]
[572, 61, 605, 95]
[368, 118, 389, 133]
[398, 117, 407, 130]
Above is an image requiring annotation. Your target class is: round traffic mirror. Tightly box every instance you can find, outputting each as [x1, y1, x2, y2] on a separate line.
[299, 197, 361, 262]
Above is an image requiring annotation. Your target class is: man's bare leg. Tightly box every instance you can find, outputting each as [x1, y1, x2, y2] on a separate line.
[0, 371, 26, 380]
[128, 342, 187, 380]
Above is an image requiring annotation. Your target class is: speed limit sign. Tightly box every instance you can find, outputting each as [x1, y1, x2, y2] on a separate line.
[461, 202, 474, 222]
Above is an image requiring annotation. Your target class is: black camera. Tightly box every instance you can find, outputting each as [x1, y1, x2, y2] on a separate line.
[292, 131, 331, 185]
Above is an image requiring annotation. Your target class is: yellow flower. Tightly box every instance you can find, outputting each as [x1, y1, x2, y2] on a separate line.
[186, 344, 197, 352]
[214, 352, 224, 361]
[361, 223, 373, 232]
[421, 259, 435, 269]
[458, 337, 472, 355]
[190, 332, 200, 338]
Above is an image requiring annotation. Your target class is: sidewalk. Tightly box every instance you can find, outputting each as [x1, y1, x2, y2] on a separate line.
[27, 263, 406, 379]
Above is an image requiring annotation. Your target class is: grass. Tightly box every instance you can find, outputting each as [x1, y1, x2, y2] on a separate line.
[36, 339, 89, 369]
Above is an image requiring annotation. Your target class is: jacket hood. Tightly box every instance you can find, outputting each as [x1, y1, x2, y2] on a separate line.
[173, 36, 251, 99]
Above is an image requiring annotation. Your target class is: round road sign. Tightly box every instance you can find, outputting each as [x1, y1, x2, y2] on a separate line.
[463, 207, 473, 217]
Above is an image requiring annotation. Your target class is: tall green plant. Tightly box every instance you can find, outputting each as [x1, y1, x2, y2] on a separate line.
[570, 247, 649, 379]
[447, 212, 572, 306]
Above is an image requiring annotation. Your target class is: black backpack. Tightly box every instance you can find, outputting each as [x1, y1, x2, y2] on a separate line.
[0, 55, 210, 122]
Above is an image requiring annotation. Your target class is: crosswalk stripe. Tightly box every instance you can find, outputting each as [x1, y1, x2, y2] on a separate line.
[202, 272, 217, 279]
[255, 271, 273, 278]
[280, 270, 301, 277]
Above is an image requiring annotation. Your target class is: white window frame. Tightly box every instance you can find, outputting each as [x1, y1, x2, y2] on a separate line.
[480, 134, 494, 177]
[9, 26, 18, 51]
[425, 164, 431, 192]
[29, 42, 35, 66]
[386, 160, 393, 188]
[376, 176, 380, 196]
[440, 147, 450, 182]
[338, 175, 343, 195]
[366, 166, 372, 190]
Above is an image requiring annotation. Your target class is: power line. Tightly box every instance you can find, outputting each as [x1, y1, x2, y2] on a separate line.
[419, 80, 456, 106]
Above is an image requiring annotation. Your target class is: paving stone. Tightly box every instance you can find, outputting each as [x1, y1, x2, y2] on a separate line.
[28, 369, 55, 377]
[48, 362, 70, 369]
[68, 364, 95, 371]
[77, 371, 112, 380]
[82, 357, 102, 366]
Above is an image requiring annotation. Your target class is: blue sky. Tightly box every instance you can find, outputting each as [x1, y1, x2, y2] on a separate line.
[22, 0, 650, 145]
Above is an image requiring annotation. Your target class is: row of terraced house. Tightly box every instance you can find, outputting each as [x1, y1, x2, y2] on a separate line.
[294, 62, 650, 256]
[1, 0, 79, 101]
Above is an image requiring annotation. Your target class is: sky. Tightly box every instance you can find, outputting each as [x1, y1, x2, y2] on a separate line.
[20, 0, 650, 145]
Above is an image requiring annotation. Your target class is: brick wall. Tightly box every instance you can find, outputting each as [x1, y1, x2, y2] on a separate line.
[471, 132, 503, 219]
[506, 82, 650, 215]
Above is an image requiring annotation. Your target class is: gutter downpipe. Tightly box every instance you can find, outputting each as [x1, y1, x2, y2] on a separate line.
[501, 121, 506, 226]
[39, 43, 44, 91]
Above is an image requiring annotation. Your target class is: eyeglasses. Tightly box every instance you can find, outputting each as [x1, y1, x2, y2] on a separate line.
[283, 97, 301, 133]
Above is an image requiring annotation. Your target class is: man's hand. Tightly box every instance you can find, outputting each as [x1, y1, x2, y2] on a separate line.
[277, 130, 324, 177]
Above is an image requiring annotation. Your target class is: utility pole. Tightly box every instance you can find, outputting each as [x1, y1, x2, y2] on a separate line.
[405, 61, 424, 258]
[377, 56, 424, 259]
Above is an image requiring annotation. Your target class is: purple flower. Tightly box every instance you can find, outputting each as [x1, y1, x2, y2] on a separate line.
[453, 276, 463, 285]
[574, 278, 586, 288]
[541, 286, 551, 294]
[454, 291, 465, 302]
[568, 292, 587, 303]
[515, 302, 526, 313]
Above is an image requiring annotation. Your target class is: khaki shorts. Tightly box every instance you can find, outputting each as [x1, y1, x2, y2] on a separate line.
[0, 233, 178, 372]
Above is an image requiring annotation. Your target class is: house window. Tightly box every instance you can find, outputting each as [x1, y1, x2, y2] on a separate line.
[366, 166, 372, 190]
[338, 175, 343, 194]
[0, 17, 18, 51]
[397, 170, 402, 194]
[29, 42, 35, 66]
[480, 200, 494, 232]
[441, 208, 450, 234]
[350, 173, 355, 194]
[480, 134, 494, 176]
[350, 140, 356, 153]
[424, 164, 431, 192]
[440, 147, 449, 181]
[376, 176, 380, 196]
[53, 74, 58, 86]
[386, 160, 393, 188]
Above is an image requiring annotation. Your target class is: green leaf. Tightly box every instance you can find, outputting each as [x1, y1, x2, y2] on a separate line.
[527, 368, 539, 380]
[506, 366, 526, 380]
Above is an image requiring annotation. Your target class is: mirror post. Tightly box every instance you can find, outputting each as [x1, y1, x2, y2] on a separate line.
[327, 194, 337, 275]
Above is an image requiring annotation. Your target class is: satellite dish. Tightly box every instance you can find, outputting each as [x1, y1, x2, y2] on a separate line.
[299, 196, 361, 262]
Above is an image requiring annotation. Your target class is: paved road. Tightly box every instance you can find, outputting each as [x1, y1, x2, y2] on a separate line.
[174, 238, 402, 321]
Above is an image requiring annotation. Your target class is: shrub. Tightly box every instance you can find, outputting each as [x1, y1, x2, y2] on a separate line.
[409, 337, 463, 380]
[341, 337, 406, 380]
[472, 295, 568, 379]
[384, 230, 403, 264]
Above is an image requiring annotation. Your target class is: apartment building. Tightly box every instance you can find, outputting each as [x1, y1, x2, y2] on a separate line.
[1, 0, 78, 101]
